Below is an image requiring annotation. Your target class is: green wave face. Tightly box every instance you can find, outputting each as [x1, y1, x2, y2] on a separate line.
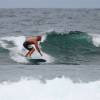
[41, 31, 100, 64]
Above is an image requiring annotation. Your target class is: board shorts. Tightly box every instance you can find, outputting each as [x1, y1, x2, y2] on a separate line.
[23, 41, 33, 51]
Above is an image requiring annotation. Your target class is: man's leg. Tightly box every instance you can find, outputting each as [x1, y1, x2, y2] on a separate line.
[29, 48, 35, 57]
[25, 51, 31, 57]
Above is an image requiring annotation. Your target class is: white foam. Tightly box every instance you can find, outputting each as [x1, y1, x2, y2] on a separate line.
[41, 34, 47, 42]
[40, 29, 54, 42]
[9, 48, 28, 63]
[0, 77, 100, 100]
[0, 36, 29, 63]
[90, 33, 100, 47]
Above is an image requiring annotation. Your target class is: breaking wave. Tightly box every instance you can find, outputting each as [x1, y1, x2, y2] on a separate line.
[0, 31, 100, 64]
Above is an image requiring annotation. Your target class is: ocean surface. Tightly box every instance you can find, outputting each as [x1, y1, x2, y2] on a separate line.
[0, 8, 100, 100]
[0, 8, 100, 65]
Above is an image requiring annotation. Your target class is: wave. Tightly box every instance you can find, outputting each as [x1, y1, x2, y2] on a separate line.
[41, 31, 100, 64]
[41, 31, 100, 53]
[0, 31, 100, 64]
[0, 77, 100, 100]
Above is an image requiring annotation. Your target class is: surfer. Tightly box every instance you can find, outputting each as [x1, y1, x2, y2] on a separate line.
[23, 36, 42, 57]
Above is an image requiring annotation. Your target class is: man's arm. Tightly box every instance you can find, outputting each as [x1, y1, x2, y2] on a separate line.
[34, 42, 42, 56]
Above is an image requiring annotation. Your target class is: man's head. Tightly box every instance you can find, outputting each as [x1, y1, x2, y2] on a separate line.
[37, 36, 42, 41]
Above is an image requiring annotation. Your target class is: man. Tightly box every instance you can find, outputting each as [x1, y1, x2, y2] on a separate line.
[23, 36, 42, 57]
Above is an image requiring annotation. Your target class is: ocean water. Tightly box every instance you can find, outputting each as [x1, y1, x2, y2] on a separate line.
[0, 8, 100, 100]
[0, 8, 100, 65]
[0, 65, 100, 100]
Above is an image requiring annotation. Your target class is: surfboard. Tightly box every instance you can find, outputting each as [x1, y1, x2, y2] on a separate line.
[27, 57, 46, 62]
[18, 51, 46, 63]
[26, 57, 46, 65]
